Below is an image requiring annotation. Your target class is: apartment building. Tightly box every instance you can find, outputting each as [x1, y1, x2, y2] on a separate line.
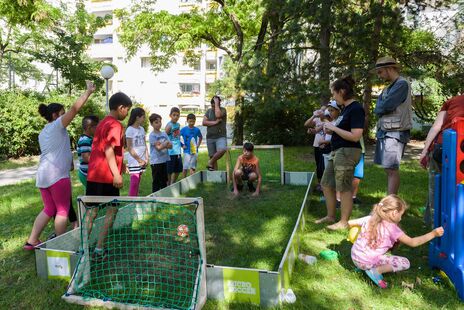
[86, 0, 225, 119]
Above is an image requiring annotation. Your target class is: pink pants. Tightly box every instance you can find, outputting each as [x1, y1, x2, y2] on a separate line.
[354, 255, 410, 272]
[129, 173, 142, 196]
[40, 178, 71, 217]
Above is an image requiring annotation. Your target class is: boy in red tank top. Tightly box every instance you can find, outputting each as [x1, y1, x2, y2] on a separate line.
[232, 142, 262, 197]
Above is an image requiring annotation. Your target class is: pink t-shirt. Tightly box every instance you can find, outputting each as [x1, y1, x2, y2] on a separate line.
[351, 216, 404, 266]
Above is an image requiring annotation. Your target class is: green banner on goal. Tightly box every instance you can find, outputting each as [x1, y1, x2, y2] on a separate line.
[223, 268, 260, 305]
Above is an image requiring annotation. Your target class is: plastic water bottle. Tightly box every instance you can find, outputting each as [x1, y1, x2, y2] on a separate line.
[298, 253, 317, 265]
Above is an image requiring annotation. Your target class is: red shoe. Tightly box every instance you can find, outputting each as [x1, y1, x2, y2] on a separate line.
[23, 240, 42, 251]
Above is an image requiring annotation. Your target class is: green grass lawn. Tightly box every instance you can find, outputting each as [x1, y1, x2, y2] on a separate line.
[182, 182, 306, 270]
[0, 156, 38, 171]
[1, 146, 463, 309]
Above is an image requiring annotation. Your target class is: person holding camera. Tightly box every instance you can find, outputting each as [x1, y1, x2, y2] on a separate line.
[203, 95, 227, 170]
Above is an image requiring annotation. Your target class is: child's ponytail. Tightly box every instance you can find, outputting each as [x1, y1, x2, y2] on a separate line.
[38, 103, 64, 122]
[128, 107, 146, 127]
[367, 195, 408, 248]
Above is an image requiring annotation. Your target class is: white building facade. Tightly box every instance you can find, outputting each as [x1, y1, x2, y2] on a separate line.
[86, 0, 225, 119]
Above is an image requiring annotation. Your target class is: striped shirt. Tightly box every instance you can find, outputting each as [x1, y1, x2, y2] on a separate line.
[77, 134, 93, 176]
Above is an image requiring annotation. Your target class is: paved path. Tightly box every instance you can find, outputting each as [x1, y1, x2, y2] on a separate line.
[0, 165, 38, 186]
[0, 141, 425, 187]
[0, 160, 80, 187]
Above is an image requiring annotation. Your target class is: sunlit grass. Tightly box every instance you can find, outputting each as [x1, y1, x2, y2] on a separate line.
[1, 146, 463, 309]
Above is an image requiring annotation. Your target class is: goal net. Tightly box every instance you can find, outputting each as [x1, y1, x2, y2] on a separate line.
[64, 197, 206, 310]
[225, 145, 284, 184]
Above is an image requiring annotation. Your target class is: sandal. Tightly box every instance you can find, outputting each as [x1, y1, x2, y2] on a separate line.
[23, 240, 42, 251]
[206, 165, 215, 171]
[365, 268, 388, 289]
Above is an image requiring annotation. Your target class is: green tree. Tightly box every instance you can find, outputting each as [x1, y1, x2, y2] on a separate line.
[30, 1, 108, 93]
[116, 0, 268, 144]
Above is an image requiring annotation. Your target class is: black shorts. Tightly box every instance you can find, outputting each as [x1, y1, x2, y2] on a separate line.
[167, 155, 183, 174]
[241, 168, 253, 181]
[86, 181, 120, 197]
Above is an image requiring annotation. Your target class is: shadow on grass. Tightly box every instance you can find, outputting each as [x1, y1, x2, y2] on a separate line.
[185, 182, 307, 271]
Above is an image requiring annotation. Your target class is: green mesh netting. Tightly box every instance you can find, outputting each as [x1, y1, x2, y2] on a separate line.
[69, 200, 202, 310]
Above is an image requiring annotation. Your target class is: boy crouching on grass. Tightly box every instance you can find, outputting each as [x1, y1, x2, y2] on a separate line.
[233, 142, 262, 197]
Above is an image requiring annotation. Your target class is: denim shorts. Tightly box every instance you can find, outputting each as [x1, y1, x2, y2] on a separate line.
[206, 137, 227, 157]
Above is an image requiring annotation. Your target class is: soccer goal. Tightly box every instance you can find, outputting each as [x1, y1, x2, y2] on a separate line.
[63, 196, 206, 310]
[225, 144, 284, 185]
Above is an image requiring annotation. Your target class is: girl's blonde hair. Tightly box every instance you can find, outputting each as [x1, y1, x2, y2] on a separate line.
[367, 194, 408, 248]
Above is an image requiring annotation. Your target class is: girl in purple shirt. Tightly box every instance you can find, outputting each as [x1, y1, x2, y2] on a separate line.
[349, 195, 444, 288]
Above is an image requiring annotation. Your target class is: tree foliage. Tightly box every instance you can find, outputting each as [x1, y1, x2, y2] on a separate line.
[0, 0, 107, 93]
[0, 90, 105, 158]
[118, 0, 464, 144]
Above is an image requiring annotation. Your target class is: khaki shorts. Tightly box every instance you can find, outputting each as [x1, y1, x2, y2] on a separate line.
[321, 147, 361, 192]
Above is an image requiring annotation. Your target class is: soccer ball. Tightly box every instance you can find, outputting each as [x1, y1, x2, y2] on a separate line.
[177, 224, 189, 238]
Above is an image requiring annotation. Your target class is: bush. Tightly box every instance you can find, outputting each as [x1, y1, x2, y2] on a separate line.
[410, 128, 428, 140]
[0, 90, 105, 158]
[243, 98, 312, 146]
[0, 91, 45, 157]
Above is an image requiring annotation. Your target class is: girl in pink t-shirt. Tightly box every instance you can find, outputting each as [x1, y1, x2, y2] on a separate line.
[349, 195, 444, 288]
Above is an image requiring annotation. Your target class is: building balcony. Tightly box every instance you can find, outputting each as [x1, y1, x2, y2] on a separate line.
[177, 91, 201, 98]
[87, 0, 114, 12]
[88, 43, 114, 59]
[94, 24, 114, 36]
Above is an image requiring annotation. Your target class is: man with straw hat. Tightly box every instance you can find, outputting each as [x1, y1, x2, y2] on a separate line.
[372, 56, 412, 195]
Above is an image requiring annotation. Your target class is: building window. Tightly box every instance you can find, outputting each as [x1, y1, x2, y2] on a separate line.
[179, 83, 200, 95]
[95, 57, 113, 63]
[94, 35, 113, 44]
[141, 57, 151, 68]
[206, 60, 217, 70]
[192, 61, 201, 71]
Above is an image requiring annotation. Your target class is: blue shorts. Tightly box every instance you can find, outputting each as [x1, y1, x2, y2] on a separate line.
[354, 153, 365, 179]
[167, 155, 183, 174]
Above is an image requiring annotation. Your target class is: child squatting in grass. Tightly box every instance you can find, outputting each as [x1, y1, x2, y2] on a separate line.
[349, 194, 444, 288]
[232, 142, 262, 197]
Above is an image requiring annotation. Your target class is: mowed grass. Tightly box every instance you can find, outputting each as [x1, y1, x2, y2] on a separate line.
[0, 155, 38, 171]
[1, 146, 464, 309]
[181, 182, 306, 270]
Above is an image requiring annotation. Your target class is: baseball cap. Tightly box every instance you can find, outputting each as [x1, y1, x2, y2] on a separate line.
[327, 100, 340, 111]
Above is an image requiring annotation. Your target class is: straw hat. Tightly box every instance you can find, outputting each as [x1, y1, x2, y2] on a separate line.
[370, 56, 401, 72]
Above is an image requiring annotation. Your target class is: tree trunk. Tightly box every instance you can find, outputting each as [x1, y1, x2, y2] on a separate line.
[362, 0, 384, 132]
[233, 93, 244, 145]
[318, 0, 332, 105]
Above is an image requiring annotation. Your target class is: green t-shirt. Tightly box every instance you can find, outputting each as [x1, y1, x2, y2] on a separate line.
[205, 107, 227, 139]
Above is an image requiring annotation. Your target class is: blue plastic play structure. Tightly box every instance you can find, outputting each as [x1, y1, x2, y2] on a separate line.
[429, 119, 464, 300]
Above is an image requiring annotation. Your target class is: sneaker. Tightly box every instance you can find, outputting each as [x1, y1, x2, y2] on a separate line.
[247, 182, 256, 192]
[353, 197, 362, 205]
[336, 200, 341, 209]
[23, 240, 42, 251]
[365, 268, 387, 289]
